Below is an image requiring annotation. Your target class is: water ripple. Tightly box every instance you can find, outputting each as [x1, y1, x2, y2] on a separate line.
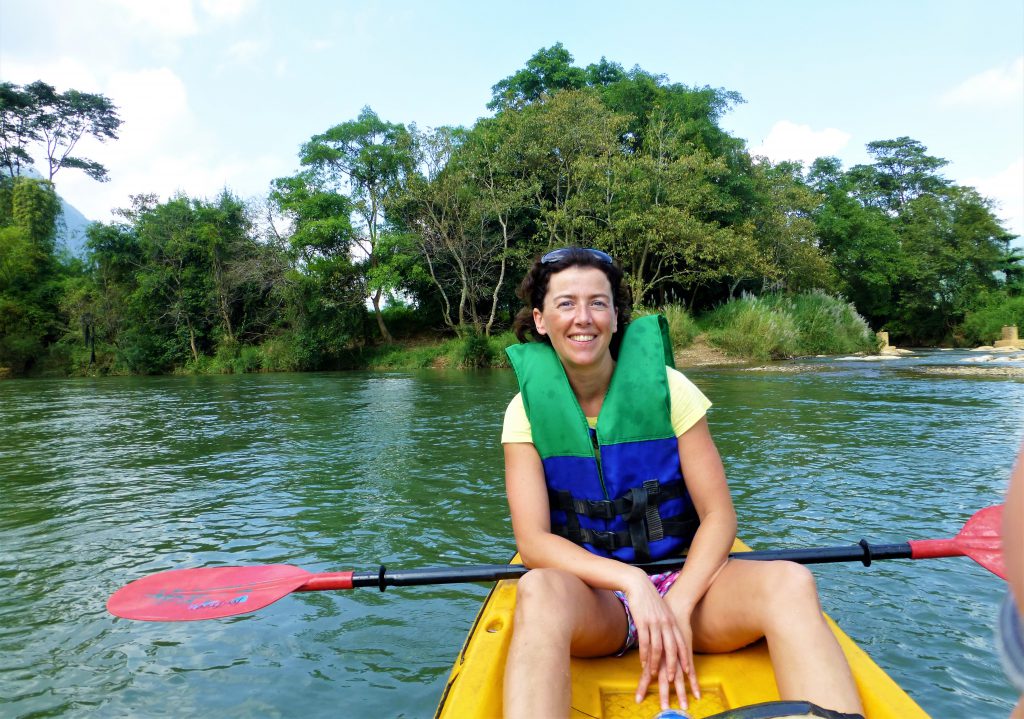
[1, 361, 1021, 718]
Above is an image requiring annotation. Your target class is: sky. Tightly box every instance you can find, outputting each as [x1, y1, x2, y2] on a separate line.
[1, 0, 1022, 242]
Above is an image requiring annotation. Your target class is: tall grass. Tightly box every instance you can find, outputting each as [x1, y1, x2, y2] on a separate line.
[779, 291, 877, 355]
[633, 304, 699, 349]
[703, 295, 800, 361]
[704, 291, 875, 360]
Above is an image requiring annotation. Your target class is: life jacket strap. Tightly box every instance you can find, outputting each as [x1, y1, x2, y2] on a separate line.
[549, 480, 698, 562]
[548, 480, 687, 520]
[551, 518, 699, 555]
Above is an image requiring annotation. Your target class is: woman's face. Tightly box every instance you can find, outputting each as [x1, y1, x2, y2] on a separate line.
[533, 266, 618, 371]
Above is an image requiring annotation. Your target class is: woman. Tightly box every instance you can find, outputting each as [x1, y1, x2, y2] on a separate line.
[501, 247, 864, 717]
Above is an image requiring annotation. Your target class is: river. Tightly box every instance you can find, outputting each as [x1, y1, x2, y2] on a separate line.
[1, 350, 1021, 717]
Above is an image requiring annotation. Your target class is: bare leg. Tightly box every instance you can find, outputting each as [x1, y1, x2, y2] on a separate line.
[678, 560, 863, 715]
[504, 568, 628, 719]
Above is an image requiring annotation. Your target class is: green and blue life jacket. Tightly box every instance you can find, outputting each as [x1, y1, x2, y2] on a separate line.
[506, 314, 700, 563]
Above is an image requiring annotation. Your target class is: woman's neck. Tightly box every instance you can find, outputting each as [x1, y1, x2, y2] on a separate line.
[564, 355, 615, 417]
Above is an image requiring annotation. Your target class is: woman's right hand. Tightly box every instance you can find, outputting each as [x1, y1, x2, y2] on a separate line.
[622, 569, 698, 712]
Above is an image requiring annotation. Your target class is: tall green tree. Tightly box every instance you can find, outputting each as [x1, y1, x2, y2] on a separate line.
[847, 137, 950, 212]
[300, 107, 415, 342]
[810, 141, 1014, 343]
[270, 171, 366, 360]
[0, 176, 62, 373]
[0, 80, 122, 182]
[0, 83, 38, 178]
[488, 43, 588, 111]
[809, 157, 901, 325]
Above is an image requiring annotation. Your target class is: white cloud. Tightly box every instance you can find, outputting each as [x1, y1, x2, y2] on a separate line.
[750, 120, 852, 168]
[104, 0, 199, 37]
[966, 157, 1024, 240]
[941, 56, 1024, 108]
[107, 68, 190, 136]
[199, 0, 254, 22]
[225, 40, 265, 63]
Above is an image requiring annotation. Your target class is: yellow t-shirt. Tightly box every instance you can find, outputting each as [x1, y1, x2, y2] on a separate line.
[501, 366, 711, 444]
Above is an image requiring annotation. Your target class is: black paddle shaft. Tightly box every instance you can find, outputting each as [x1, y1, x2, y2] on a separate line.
[348, 541, 913, 592]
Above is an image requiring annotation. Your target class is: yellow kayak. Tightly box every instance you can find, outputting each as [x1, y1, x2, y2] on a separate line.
[434, 542, 929, 719]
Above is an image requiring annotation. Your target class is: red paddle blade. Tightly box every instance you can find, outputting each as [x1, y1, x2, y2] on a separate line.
[956, 504, 1005, 579]
[107, 564, 313, 621]
[910, 504, 1005, 578]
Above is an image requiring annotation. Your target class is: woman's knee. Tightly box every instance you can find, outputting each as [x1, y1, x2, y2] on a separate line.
[514, 568, 579, 622]
[760, 561, 823, 620]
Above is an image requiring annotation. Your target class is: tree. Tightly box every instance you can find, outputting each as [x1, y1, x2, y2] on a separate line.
[488, 43, 588, 111]
[270, 170, 366, 357]
[809, 157, 901, 325]
[394, 122, 532, 334]
[0, 176, 63, 373]
[848, 137, 950, 213]
[0, 81, 121, 182]
[31, 81, 122, 182]
[747, 160, 834, 294]
[0, 83, 38, 178]
[810, 143, 1015, 343]
[300, 107, 415, 342]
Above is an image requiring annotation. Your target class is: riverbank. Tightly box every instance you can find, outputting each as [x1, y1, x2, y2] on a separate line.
[0, 293, 885, 378]
[673, 334, 747, 367]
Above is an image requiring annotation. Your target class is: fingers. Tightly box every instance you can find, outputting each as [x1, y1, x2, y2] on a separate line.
[659, 662, 672, 710]
[686, 649, 701, 701]
[636, 623, 697, 710]
[635, 626, 653, 703]
[674, 667, 688, 711]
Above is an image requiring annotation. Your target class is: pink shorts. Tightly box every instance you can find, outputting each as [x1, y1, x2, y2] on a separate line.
[612, 570, 681, 655]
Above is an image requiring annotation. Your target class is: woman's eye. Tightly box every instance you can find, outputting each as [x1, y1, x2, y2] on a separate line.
[557, 300, 574, 309]
[591, 300, 608, 308]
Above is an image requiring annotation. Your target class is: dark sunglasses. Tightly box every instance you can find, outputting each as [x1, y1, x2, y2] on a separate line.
[540, 247, 613, 265]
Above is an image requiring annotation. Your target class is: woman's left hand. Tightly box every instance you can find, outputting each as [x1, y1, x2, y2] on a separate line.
[626, 573, 699, 710]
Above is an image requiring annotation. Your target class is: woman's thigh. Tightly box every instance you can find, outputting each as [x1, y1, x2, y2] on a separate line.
[679, 559, 817, 653]
[515, 567, 629, 658]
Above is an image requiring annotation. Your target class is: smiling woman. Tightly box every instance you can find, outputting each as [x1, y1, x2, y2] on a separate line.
[498, 248, 865, 717]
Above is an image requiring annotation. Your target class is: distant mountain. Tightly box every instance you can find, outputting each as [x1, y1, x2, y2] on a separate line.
[57, 196, 93, 257]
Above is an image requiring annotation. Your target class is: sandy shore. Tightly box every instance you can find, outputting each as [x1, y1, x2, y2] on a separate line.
[673, 335, 747, 367]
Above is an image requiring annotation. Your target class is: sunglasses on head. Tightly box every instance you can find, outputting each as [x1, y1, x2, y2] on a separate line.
[540, 247, 614, 265]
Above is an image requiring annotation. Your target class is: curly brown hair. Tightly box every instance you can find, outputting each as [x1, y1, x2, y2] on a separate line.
[512, 247, 633, 358]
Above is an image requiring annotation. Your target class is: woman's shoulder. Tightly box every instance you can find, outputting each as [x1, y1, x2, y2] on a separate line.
[665, 365, 702, 393]
[502, 393, 533, 444]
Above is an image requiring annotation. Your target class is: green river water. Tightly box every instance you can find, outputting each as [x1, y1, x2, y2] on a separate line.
[2, 351, 1022, 718]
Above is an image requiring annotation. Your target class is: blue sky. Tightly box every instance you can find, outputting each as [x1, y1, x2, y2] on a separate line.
[2, 0, 1022, 238]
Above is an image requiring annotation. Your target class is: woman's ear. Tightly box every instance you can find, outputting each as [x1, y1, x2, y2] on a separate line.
[532, 307, 547, 336]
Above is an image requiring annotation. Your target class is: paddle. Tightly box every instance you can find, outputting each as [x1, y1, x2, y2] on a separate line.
[107, 504, 1004, 622]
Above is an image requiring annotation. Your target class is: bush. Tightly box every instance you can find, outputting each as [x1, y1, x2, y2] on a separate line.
[233, 344, 264, 373]
[702, 292, 876, 360]
[451, 328, 494, 369]
[960, 295, 1024, 346]
[704, 294, 800, 361]
[633, 304, 698, 350]
[260, 334, 304, 372]
[378, 301, 437, 339]
[487, 330, 519, 369]
[778, 291, 876, 355]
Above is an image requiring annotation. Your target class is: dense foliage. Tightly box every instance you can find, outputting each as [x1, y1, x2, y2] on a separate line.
[1, 46, 1020, 376]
